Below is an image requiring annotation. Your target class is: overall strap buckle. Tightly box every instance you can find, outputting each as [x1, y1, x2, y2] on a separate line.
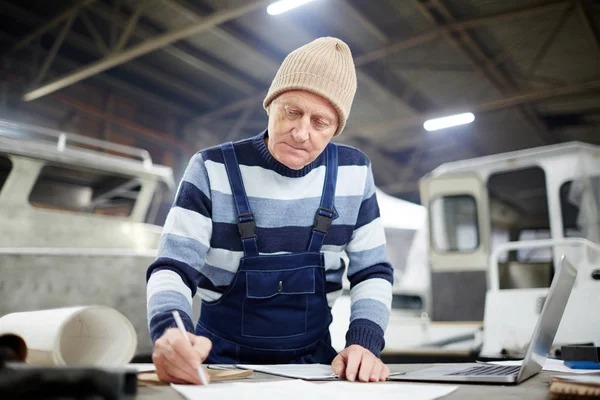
[237, 213, 257, 239]
[313, 207, 335, 234]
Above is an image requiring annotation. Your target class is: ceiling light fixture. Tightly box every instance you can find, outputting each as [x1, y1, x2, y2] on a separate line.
[423, 112, 475, 131]
[267, 0, 318, 15]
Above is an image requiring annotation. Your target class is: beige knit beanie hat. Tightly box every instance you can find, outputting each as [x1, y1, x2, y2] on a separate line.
[263, 37, 357, 136]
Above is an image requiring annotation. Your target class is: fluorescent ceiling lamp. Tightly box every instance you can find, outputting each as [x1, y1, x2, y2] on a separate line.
[423, 112, 475, 131]
[267, 0, 317, 15]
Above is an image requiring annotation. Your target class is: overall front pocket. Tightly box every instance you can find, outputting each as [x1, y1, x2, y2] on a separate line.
[242, 267, 316, 338]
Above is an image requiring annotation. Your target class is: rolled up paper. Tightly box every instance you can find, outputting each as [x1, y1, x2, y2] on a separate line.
[0, 306, 137, 367]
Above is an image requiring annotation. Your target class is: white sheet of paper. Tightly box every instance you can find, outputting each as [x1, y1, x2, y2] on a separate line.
[172, 379, 458, 400]
[543, 358, 600, 374]
[126, 363, 156, 373]
[236, 363, 338, 380]
[487, 358, 600, 374]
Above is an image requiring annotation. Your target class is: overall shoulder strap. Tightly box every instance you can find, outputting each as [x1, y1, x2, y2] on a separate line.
[307, 144, 338, 253]
[220, 142, 259, 257]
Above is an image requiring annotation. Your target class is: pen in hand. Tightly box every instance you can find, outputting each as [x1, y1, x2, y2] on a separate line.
[171, 310, 209, 385]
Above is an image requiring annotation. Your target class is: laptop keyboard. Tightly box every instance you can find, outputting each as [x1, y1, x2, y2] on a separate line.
[447, 365, 521, 376]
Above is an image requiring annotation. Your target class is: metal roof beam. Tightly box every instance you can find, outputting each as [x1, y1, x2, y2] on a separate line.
[31, 11, 77, 87]
[112, 0, 148, 53]
[413, 0, 562, 144]
[577, 0, 600, 53]
[347, 138, 404, 185]
[174, 0, 435, 118]
[11, 0, 97, 51]
[341, 0, 389, 43]
[51, 58, 199, 115]
[4, 29, 199, 117]
[87, 3, 258, 94]
[527, 6, 575, 76]
[3, 1, 218, 107]
[189, 0, 572, 125]
[51, 92, 190, 151]
[339, 0, 437, 113]
[354, 0, 571, 65]
[22, 0, 271, 101]
[80, 9, 109, 55]
[5, 67, 192, 151]
[363, 79, 600, 136]
[192, 92, 266, 125]
[159, 0, 280, 69]
[224, 104, 254, 142]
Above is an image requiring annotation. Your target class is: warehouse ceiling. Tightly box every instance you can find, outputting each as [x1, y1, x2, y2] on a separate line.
[0, 0, 599, 203]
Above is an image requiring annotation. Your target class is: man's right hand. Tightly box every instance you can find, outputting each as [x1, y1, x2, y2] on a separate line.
[152, 328, 213, 384]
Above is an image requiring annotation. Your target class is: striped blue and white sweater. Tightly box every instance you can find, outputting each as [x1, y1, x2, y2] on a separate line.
[146, 131, 393, 356]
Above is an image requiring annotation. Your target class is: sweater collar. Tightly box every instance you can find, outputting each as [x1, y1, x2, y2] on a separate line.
[252, 129, 324, 178]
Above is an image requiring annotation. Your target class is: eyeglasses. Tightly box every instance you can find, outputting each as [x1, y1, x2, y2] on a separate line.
[276, 102, 335, 133]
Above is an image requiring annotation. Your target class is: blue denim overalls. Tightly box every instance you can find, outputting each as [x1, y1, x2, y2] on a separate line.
[196, 142, 339, 364]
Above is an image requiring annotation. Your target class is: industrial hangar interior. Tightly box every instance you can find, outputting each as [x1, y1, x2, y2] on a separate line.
[0, 0, 599, 399]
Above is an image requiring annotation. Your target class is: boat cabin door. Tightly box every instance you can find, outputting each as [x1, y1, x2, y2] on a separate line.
[420, 173, 490, 322]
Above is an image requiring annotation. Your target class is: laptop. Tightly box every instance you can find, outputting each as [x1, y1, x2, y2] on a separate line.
[389, 254, 577, 384]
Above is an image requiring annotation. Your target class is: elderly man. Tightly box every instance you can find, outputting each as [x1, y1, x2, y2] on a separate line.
[146, 37, 393, 384]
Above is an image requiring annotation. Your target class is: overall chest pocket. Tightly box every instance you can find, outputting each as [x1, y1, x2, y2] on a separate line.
[242, 267, 316, 338]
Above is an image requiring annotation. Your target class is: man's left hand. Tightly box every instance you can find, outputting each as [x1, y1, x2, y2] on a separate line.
[331, 344, 389, 382]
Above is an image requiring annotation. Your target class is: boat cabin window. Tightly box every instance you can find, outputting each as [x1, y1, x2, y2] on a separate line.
[487, 166, 552, 289]
[430, 194, 479, 252]
[560, 178, 600, 240]
[28, 163, 141, 217]
[0, 155, 11, 192]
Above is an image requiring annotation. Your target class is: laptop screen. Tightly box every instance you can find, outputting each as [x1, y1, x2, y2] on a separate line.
[517, 255, 577, 382]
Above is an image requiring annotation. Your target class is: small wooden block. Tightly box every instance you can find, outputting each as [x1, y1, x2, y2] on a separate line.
[207, 368, 254, 381]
